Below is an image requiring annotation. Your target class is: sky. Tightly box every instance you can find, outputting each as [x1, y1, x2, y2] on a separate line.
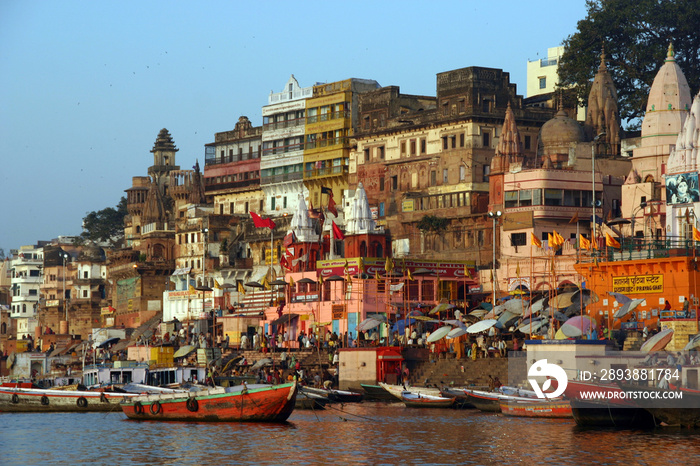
[0, 0, 588, 254]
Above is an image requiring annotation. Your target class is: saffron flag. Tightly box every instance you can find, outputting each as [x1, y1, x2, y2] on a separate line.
[605, 233, 621, 249]
[554, 230, 565, 249]
[214, 279, 221, 289]
[250, 212, 276, 229]
[694, 226, 700, 242]
[579, 234, 591, 250]
[569, 212, 579, 224]
[385, 257, 394, 274]
[289, 276, 295, 289]
[237, 282, 246, 296]
[332, 221, 345, 240]
[327, 195, 338, 216]
[407, 268, 414, 281]
[531, 232, 542, 248]
[547, 233, 555, 248]
[375, 271, 381, 281]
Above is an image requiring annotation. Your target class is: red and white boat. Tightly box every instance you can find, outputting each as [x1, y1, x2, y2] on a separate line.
[499, 399, 572, 418]
[121, 382, 297, 422]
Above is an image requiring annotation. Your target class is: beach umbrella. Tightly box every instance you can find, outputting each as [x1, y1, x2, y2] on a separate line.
[469, 309, 488, 318]
[467, 319, 500, 334]
[296, 278, 316, 284]
[560, 315, 597, 338]
[270, 279, 288, 286]
[429, 303, 455, 315]
[572, 289, 599, 305]
[516, 318, 547, 334]
[245, 281, 263, 288]
[250, 358, 273, 370]
[392, 318, 417, 335]
[550, 292, 576, 309]
[524, 298, 545, 318]
[358, 318, 383, 332]
[427, 325, 452, 342]
[483, 303, 507, 320]
[447, 327, 467, 339]
[684, 334, 700, 351]
[498, 310, 519, 328]
[614, 298, 645, 319]
[504, 298, 527, 315]
[640, 329, 674, 353]
[608, 291, 632, 306]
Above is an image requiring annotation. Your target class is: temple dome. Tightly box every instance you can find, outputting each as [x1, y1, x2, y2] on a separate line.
[539, 108, 585, 157]
[641, 44, 692, 140]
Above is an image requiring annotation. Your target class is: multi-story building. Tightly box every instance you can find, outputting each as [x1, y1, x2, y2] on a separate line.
[526, 46, 563, 100]
[261, 75, 313, 217]
[9, 244, 44, 339]
[350, 67, 553, 285]
[304, 78, 380, 209]
[204, 116, 263, 217]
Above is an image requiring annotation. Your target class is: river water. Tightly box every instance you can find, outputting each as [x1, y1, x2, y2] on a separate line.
[2, 402, 699, 465]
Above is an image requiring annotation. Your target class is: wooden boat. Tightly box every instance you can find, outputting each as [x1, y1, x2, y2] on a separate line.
[295, 392, 327, 410]
[121, 382, 297, 422]
[465, 389, 541, 413]
[569, 398, 657, 428]
[499, 399, 572, 418]
[618, 384, 700, 428]
[302, 386, 363, 403]
[401, 392, 455, 408]
[0, 386, 138, 413]
[440, 388, 475, 409]
[360, 384, 400, 401]
[378, 382, 441, 401]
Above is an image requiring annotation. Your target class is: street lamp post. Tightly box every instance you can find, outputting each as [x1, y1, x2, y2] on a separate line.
[591, 132, 606, 252]
[488, 210, 502, 306]
[62, 252, 69, 324]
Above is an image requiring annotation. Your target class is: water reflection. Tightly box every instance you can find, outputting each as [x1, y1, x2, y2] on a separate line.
[1, 404, 698, 465]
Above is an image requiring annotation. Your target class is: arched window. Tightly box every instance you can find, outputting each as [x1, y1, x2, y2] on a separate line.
[360, 241, 367, 257]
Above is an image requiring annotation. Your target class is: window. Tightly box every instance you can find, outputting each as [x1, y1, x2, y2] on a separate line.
[459, 165, 466, 181]
[364, 148, 370, 161]
[539, 77, 546, 89]
[378, 146, 385, 159]
[83, 271, 88, 279]
[451, 135, 456, 149]
[442, 101, 449, 116]
[482, 131, 491, 148]
[524, 135, 531, 150]
[379, 177, 385, 191]
[458, 99, 466, 113]
[271, 197, 276, 210]
[420, 138, 426, 154]
[391, 176, 398, 191]
[283, 197, 287, 209]
[443, 169, 448, 183]
[482, 165, 490, 182]
[442, 137, 448, 150]
[401, 141, 406, 155]
[83, 290, 88, 298]
[431, 171, 437, 186]
[544, 189, 562, 206]
[410, 139, 416, 155]
[504, 191, 518, 208]
[459, 133, 465, 147]
[511, 233, 526, 247]
[482, 99, 490, 113]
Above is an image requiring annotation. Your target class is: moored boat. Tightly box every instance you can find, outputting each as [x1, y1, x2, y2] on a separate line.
[401, 392, 455, 408]
[121, 382, 297, 422]
[618, 384, 700, 428]
[440, 387, 475, 409]
[378, 382, 441, 401]
[301, 386, 363, 403]
[569, 398, 657, 428]
[500, 399, 572, 418]
[360, 384, 398, 401]
[0, 386, 138, 413]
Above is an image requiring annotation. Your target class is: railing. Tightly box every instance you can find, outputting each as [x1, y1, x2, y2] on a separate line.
[305, 137, 348, 150]
[263, 117, 305, 131]
[306, 110, 349, 125]
[260, 172, 303, 185]
[262, 142, 304, 156]
[204, 178, 260, 193]
[592, 237, 700, 262]
[303, 165, 348, 179]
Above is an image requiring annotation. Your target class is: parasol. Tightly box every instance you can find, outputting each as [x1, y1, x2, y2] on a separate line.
[427, 325, 452, 342]
[447, 327, 467, 339]
[467, 319, 500, 334]
[550, 292, 576, 309]
[640, 328, 674, 353]
[614, 298, 645, 319]
[560, 315, 597, 338]
[608, 291, 632, 306]
[503, 298, 527, 315]
[469, 309, 489, 318]
[572, 288, 599, 305]
[429, 303, 455, 315]
[357, 318, 383, 331]
[684, 333, 700, 351]
[516, 318, 547, 334]
[245, 281, 263, 288]
[296, 278, 316, 284]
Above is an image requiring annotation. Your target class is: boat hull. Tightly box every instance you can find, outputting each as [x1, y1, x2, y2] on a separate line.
[500, 399, 572, 418]
[569, 398, 657, 428]
[401, 394, 454, 409]
[360, 384, 397, 401]
[121, 382, 297, 422]
[0, 387, 135, 413]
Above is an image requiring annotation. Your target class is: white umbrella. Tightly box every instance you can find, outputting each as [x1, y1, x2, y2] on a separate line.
[640, 329, 674, 353]
[467, 319, 499, 334]
[614, 298, 645, 319]
[357, 318, 383, 331]
[427, 326, 452, 342]
[469, 309, 488, 318]
[517, 319, 548, 335]
[560, 315, 597, 338]
[447, 327, 467, 339]
[525, 298, 545, 317]
[684, 333, 700, 351]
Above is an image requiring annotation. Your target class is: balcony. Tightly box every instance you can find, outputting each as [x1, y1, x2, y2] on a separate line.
[303, 165, 348, 180]
[260, 172, 303, 185]
[306, 110, 349, 125]
[305, 137, 348, 151]
[597, 237, 700, 263]
[204, 177, 260, 193]
[262, 143, 304, 157]
[263, 117, 305, 131]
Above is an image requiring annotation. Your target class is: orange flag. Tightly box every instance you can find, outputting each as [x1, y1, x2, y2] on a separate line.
[531, 232, 542, 248]
[605, 232, 621, 249]
[579, 234, 591, 250]
[554, 230, 565, 248]
[693, 226, 700, 242]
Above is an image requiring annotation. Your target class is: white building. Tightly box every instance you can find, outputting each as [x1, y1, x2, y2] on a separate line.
[10, 245, 44, 338]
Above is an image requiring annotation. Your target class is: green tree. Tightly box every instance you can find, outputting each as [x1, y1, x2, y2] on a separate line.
[558, 0, 700, 129]
[81, 197, 128, 246]
[417, 215, 448, 233]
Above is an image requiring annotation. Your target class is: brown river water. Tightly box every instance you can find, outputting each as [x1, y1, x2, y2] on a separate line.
[1, 402, 699, 465]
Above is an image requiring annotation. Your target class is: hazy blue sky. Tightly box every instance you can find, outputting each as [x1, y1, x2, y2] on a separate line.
[0, 0, 587, 253]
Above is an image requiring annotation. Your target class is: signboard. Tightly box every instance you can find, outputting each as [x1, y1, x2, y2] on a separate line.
[666, 172, 700, 205]
[502, 211, 534, 231]
[612, 274, 663, 294]
[332, 305, 346, 320]
[46, 299, 60, 307]
[316, 258, 478, 281]
[402, 199, 415, 212]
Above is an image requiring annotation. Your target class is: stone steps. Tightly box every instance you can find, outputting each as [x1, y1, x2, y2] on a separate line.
[410, 356, 512, 388]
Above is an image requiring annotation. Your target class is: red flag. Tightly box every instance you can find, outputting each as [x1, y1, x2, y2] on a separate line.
[327, 195, 338, 217]
[280, 254, 291, 271]
[332, 221, 345, 240]
[250, 212, 276, 229]
[283, 232, 296, 247]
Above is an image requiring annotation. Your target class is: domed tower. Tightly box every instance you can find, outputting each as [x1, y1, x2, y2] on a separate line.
[584, 48, 621, 155]
[538, 100, 585, 168]
[149, 128, 181, 195]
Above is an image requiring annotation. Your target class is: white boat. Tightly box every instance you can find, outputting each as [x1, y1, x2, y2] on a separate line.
[0, 385, 139, 412]
[378, 382, 441, 401]
[401, 391, 455, 408]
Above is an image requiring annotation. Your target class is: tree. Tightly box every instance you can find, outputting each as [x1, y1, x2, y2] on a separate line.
[81, 197, 128, 246]
[558, 0, 700, 130]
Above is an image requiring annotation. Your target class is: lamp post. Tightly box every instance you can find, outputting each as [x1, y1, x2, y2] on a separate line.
[631, 201, 648, 242]
[591, 132, 606, 252]
[488, 210, 502, 306]
[62, 252, 69, 323]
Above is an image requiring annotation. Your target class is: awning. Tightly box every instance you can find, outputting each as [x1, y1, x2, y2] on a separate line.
[271, 313, 299, 326]
[377, 350, 403, 360]
[172, 267, 192, 276]
[95, 337, 120, 348]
